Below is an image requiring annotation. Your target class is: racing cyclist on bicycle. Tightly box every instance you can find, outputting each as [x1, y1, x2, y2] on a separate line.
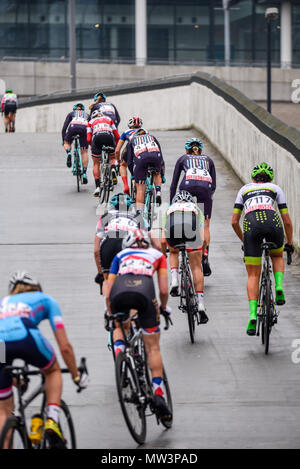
[87, 110, 120, 197]
[89, 91, 120, 128]
[170, 138, 216, 276]
[232, 163, 294, 336]
[106, 229, 172, 424]
[126, 129, 165, 208]
[94, 193, 160, 298]
[161, 190, 209, 324]
[61, 103, 89, 184]
[1, 88, 18, 133]
[114, 116, 144, 195]
[0, 272, 88, 448]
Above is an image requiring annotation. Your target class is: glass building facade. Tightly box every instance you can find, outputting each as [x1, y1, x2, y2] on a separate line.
[0, 0, 298, 65]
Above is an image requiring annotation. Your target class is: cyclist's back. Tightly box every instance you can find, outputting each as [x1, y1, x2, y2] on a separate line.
[89, 92, 120, 128]
[126, 131, 164, 182]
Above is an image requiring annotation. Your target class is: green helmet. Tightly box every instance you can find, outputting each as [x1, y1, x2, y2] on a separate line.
[6, 88, 12, 93]
[251, 162, 274, 182]
[109, 192, 133, 210]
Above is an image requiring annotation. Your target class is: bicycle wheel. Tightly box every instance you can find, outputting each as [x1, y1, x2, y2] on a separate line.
[184, 271, 196, 344]
[0, 417, 28, 449]
[74, 150, 81, 192]
[264, 277, 272, 355]
[115, 352, 146, 445]
[130, 178, 136, 202]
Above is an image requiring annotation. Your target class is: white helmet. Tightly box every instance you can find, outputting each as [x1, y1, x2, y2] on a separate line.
[91, 109, 103, 119]
[122, 229, 150, 249]
[172, 190, 194, 204]
[8, 271, 42, 294]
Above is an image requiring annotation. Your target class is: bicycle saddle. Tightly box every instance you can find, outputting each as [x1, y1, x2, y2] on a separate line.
[260, 242, 277, 250]
[147, 167, 158, 174]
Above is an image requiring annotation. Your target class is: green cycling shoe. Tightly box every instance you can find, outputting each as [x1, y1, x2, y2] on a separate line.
[275, 288, 285, 306]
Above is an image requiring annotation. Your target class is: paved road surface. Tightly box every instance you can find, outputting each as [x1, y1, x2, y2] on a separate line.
[1, 130, 300, 449]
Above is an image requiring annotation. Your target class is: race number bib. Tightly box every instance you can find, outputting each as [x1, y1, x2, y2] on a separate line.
[105, 217, 137, 232]
[244, 195, 276, 214]
[186, 168, 212, 183]
[167, 202, 198, 216]
[119, 257, 154, 276]
[94, 122, 111, 132]
[100, 104, 115, 114]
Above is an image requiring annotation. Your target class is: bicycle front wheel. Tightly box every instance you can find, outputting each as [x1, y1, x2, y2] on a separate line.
[0, 417, 28, 449]
[115, 352, 146, 445]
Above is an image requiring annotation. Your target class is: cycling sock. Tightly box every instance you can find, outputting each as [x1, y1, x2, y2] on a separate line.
[274, 271, 284, 291]
[95, 178, 100, 188]
[65, 148, 71, 156]
[170, 268, 178, 284]
[204, 247, 209, 257]
[82, 166, 87, 174]
[155, 185, 161, 193]
[114, 340, 125, 356]
[196, 291, 204, 302]
[249, 300, 258, 319]
[152, 377, 165, 397]
[46, 404, 61, 423]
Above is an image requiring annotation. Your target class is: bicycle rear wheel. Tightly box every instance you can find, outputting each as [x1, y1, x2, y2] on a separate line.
[183, 271, 195, 344]
[75, 150, 81, 192]
[115, 352, 146, 445]
[264, 277, 272, 355]
[161, 367, 173, 429]
[41, 400, 76, 449]
[0, 417, 28, 449]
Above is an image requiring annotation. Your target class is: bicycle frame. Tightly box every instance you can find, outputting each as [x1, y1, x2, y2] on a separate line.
[143, 168, 157, 227]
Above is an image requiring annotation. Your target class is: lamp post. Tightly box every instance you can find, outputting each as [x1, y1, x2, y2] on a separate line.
[265, 7, 278, 113]
[223, 0, 230, 66]
[69, 0, 76, 92]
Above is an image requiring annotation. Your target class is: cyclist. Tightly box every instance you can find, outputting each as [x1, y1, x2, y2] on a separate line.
[232, 163, 294, 336]
[106, 229, 172, 424]
[0, 271, 88, 448]
[87, 109, 120, 197]
[126, 129, 165, 208]
[89, 91, 120, 128]
[170, 138, 216, 276]
[94, 192, 160, 298]
[115, 116, 144, 195]
[1, 88, 18, 133]
[161, 190, 209, 324]
[61, 103, 89, 184]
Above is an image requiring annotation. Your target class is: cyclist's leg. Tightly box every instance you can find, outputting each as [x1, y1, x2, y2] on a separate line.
[120, 150, 130, 194]
[92, 157, 101, 196]
[9, 112, 16, 132]
[135, 182, 146, 210]
[0, 362, 14, 439]
[3, 111, 9, 133]
[268, 219, 285, 304]
[64, 125, 76, 168]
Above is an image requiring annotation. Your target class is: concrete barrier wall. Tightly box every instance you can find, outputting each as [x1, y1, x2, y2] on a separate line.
[15, 74, 300, 248]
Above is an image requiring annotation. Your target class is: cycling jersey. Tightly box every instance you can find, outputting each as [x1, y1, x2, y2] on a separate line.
[0, 292, 64, 341]
[96, 209, 148, 239]
[163, 201, 205, 250]
[170, 154, 216, 218]
[109, 248, 167, 278]
[126, 134, 165, 182]
[87, 115, 120, 146]
[120, 128, 137, 142]
[1, 93, 18, 113]
[89, 102, 120, 128]
[62, 111, 89, 141]
[233, 182, 288, 216]
[233, 182, 288, 265]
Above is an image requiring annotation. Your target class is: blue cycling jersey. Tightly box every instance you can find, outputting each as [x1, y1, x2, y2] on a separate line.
[120, 129, 136, 142]
[0, 292, 64, 342]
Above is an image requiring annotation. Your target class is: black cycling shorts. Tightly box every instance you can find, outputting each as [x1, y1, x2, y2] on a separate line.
[243, 210, 284, 265]
[4, 103, 17, 116]
[165, 211, 203, 251]
[100, 238, 123, 274]
[91, 133, 115, 158]
[110, 275, 160, 332]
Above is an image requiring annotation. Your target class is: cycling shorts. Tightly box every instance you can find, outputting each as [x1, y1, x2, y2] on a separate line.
[110, 275, 160, 333]
[100, 238, 124, 274]
[0, 318, 55, 400]
[165, 211, 203, 251]
[243, 210, 284, 265]
[64, 124, 87, 149]
[91, 133, 115, 158]
[4, 103, 17, 116]
[179, 180, 213, 219]
[133, 153, 162, 184]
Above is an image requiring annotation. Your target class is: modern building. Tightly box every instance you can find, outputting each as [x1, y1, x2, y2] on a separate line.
[0, 0, 299, 67]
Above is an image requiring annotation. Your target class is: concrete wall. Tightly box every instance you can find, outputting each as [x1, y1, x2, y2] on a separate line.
[15, 75, 300, 248]
[1, 60, 300, 101]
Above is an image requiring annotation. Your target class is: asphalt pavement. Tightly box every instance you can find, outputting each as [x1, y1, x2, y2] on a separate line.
[0, 130, 300, 449]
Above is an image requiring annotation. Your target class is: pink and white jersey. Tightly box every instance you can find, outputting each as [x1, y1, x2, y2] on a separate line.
[1, 93, 18, 111]
[110, 248, 167, 277]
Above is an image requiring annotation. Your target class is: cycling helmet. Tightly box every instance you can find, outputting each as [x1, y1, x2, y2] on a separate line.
[251, 162, 274, 182]
[109, 192, 133, 210]
[6, 88, 12, 93]
[91, 109, 103, 119]
[172, 190, 194, 204]
[73, 102, 85, 111]
[128, 116, 143, 129]
[8, 271, 42, 294]
[93, 91, 106, 102]
[185, 138, 203, 151]
[122, 229, 150, 249]
[133, 128, 149, 137]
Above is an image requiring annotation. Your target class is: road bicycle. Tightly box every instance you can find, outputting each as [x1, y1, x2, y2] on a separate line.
[71, 135, 84, 192]
[143, 167, 158, 228]
[0, 358, 87, 449]
[107, 310, 172, 445]
[256, 243, 292, 355]
[99, 145, 116, 204]
[176, 243, 201, 344]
